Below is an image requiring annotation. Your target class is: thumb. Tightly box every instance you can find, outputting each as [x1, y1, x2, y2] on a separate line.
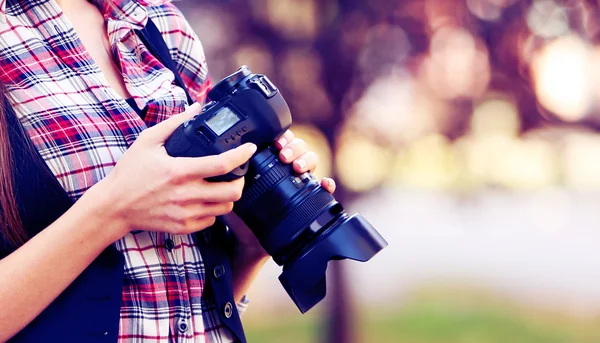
[142, 103, 202, 143]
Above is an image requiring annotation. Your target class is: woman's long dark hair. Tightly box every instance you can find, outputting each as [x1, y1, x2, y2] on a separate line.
[0, 86, 27, 248]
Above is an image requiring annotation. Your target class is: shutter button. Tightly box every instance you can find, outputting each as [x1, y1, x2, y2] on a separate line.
[224, 302, 233, 318]
[178, 319, 188, 333]
[165, 239, 175, 251]
[213, 265, 225, 279]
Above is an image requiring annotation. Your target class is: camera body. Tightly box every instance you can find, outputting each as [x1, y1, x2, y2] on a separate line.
[164, 66, 291, 180]
[165, 66, 388, 313]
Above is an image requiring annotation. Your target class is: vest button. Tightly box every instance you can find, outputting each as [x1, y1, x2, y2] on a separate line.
[213, 265, 225, 279]
[178, 318, 188, 333]
[165, 239, 175, 251]
[224, 302, 233, 319]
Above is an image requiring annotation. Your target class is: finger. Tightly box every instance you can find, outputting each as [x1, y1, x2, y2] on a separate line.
[293, 151, 319, 173]
[321, 177, 336, 194]
[173, 178, 245, 203]
[182, 202, 235, 218]
[279, 138, 308, 164]
[174, 143, 257, 178]
[181, 216, 217, 234]
[143, 103, 202, 143]
[176, 202, 234, 223]
[200, 202, 235, 217]
[275, 130, 296, 150]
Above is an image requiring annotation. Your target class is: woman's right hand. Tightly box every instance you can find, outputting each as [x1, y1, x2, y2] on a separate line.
[93, 103, 256, 238]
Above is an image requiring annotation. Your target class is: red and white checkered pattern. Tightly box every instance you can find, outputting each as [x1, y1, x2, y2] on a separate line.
[0, 1, 246, 341]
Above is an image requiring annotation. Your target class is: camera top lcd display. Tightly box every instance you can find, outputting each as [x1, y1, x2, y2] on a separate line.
[206, 107, 241, 136]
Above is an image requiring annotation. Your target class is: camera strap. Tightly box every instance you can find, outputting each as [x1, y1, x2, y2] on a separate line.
[135, 20, 195, 105]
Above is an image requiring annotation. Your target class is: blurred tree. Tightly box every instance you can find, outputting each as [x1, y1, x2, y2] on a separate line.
[177, 0, 600, 341]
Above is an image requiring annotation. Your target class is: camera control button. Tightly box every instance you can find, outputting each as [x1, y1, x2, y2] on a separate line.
[225, 138, 229, 143]
[242, 126, 248, 132]
[230, 135, 236, 140]
[213, 265, 225, 279]
[224, 302, 233, 319]
[236, 131, 242, 136]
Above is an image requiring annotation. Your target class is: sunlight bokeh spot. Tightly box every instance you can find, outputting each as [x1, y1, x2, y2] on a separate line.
[532, 35, 593, 122]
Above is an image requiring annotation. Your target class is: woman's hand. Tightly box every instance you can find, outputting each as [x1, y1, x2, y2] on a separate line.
[275, 129, 336, 194]
[95, 103, 257, 239]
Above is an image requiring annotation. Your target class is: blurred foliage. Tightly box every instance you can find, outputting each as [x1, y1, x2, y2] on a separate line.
[244, 287, 600, 343]
[178, 0, 600, 194]
[172, 2, 600, 341]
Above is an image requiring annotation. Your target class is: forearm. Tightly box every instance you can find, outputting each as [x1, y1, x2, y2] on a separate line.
[230, 241, 270, 304]
[0, 185, 126, 341]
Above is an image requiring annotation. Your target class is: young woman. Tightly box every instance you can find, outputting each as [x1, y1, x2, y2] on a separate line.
[0, 0, 335, 342]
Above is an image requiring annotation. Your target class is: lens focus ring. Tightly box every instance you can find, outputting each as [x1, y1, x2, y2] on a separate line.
[237, 161, 288, 210]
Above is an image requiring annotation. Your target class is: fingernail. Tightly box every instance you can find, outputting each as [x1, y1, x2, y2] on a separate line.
[324, 178, 336, 191]
[277, 137, 287, 148]
[295, 159, 306, 170]
[247, 143, 257, 154]
[327, 178, 336, 188]
[282, 148, 293, 160]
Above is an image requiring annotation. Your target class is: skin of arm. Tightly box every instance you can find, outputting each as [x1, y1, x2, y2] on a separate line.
[1, 2, 335, 332]
[0, 106, 256, 341]
[0, 185, 127, 341]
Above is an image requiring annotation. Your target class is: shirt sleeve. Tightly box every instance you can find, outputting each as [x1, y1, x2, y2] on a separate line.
[146, 2, 211, 103]
[236, 295, 251, 316]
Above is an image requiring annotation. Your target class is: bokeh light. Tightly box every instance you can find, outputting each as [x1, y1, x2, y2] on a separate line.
[391, 134, 460, 190]
[357, 24, 411, 82]
[423, 26, 491, 100]
[531, 35, 593, 122]
[526, 0, 570, 38]
[347, 72, 435, 145]
[466, 0, 504, 21]
[470, 98, 520, 138]
[456, 98, 559, 190]
[335, 128, 392, 192]
[261, 0, 319, 40]
[232, 43, 274, 78]
[174, 1, 600, 342]
[562, 133, 600, 190]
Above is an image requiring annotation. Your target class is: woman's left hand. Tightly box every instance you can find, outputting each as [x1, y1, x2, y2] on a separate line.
[274, 129, 336, 194]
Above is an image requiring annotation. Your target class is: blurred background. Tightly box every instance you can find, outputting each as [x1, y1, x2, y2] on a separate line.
[177, 0, 600, 342]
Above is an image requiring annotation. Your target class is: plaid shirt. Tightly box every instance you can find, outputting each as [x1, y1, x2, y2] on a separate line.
[0, 0, 247, 342]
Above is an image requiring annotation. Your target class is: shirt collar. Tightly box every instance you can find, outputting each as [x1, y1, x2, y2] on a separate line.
[94, 0, 149, 29]
[0, 0, 170, 28]
[0, 0, 7, 24]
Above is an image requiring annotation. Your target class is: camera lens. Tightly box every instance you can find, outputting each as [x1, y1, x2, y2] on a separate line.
[165, 65, 387, 313]
[234, 147, 339, 264]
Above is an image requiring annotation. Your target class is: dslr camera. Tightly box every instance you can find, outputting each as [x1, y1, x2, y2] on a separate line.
[165, 66, 387, 313]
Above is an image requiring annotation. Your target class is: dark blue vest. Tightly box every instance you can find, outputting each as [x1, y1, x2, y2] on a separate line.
[0, 21, 246, 343]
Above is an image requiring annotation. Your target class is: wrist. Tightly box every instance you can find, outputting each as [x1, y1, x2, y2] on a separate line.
[232, 235, 270, 263]
[77, 177, 130, 243]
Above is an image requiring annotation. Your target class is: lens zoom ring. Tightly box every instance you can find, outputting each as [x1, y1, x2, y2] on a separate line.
[238, 162, 288, 209]
[263, 190, 335, 255]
